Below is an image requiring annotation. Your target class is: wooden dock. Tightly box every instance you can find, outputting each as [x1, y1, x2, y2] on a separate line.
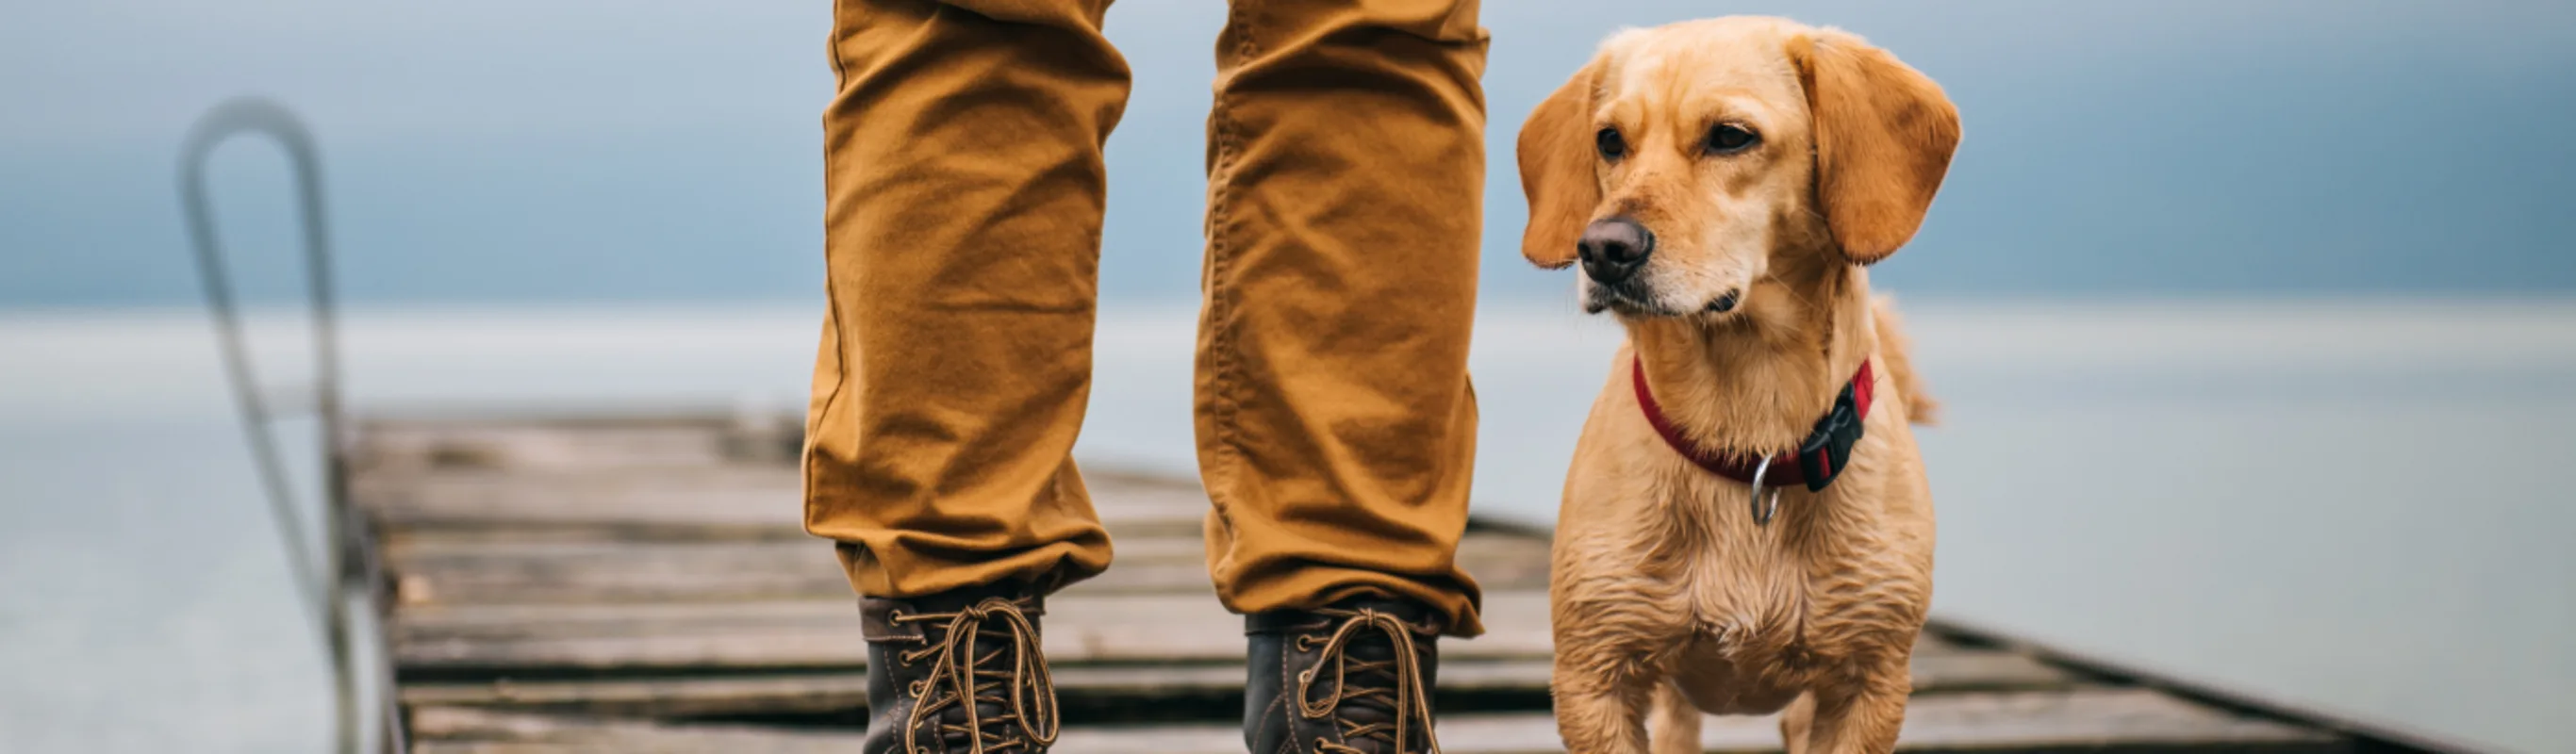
[353, 413, 2378, 753]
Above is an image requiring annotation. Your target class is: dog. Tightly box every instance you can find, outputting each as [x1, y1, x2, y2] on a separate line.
[1514, 16, 1958, 754]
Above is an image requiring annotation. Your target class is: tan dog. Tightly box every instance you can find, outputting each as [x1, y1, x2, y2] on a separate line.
[1514, 16, 1959, 754]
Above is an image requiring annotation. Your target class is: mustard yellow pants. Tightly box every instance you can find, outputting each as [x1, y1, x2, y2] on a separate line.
[803, 0, 1488, 635]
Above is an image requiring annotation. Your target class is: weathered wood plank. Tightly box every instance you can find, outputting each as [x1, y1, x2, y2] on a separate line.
[399, 662, 1560, 718]
[395, 591, 1562, 672]
[356, 467, 801, 529]
[385, 533, 1551, 605]
[401, 650, 2075, 718]
[358, 469, 1212, 542]
[1417, 689, 2350, 754]
[355, 418, 763, 473]
[407, 707, 847, 754]
[407, 689, 2344, 754]
[392, 592, 1987, 677]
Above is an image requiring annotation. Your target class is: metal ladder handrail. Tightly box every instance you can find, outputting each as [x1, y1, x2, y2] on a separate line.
[178, 96, 401, 754]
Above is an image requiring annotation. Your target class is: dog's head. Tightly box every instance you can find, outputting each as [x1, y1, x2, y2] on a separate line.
[1517, 17, 1959, 320]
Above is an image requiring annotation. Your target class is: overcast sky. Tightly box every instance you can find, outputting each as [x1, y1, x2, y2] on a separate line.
[4, 0, 2572, 307]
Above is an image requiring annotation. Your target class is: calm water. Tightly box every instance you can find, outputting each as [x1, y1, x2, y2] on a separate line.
[2, 300, 2568, 753]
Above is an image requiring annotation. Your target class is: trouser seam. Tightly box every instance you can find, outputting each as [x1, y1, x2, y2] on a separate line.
[1202, 4, 1262, 545]
[807, 5, 857, 535]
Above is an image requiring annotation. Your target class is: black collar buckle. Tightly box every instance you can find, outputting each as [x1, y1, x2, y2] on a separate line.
[1794, 381, 1864, 491]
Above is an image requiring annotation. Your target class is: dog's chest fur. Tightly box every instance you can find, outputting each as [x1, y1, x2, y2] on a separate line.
[1659, 469, 1920, 713]
[1551, 372, 1934, 716]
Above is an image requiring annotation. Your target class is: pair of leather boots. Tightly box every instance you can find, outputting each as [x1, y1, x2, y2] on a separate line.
[857, 583, 1443, 754]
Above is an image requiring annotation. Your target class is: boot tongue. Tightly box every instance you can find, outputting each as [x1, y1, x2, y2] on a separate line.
[926, 641, 1014, 747]
[1307, 610, 1434, 754]
[1335, 640, 1406, 752]
[914, 600, 1056, 751]
[965, 622, 1032, 743]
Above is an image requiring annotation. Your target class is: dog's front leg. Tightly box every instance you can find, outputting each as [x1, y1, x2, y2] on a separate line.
[1778, 692, 1816, 754]
[1550, 644, 1660, 754]
[1646, 680, 1704, 754]
[1797, 672, 1910, 754]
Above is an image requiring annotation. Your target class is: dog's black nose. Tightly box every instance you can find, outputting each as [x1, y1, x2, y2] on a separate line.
[1577, 218, 1654, 285]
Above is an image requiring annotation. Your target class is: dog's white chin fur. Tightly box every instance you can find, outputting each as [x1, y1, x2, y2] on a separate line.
[1583, 278, 1750, 321]
[1581, 273, 1702, 318]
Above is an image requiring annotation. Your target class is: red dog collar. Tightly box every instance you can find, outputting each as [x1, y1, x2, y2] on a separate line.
[1631, 354, 1875, 492]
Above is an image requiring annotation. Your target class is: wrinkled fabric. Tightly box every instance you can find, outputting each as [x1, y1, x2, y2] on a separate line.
[805, 0, 1490, 636]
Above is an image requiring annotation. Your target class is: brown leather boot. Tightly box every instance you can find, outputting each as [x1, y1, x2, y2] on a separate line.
[860, 583, 1058, 754]
[1244, 597, 1445, 754]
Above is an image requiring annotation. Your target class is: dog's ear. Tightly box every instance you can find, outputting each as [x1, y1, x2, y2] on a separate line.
[1791, 29, 1960, 265]
[1516, 57, 1607, 270]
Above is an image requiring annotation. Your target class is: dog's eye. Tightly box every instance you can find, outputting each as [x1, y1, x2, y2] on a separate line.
[1704, 123, 1759, 155]
[1595, 127, 1627, 160]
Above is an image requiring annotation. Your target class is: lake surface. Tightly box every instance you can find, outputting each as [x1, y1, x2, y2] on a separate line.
[2, 299, 2568, 753]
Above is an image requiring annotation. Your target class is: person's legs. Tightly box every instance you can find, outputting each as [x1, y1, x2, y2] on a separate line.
[806, 0, 1127, 750]
[1198, 0, 1489, 750]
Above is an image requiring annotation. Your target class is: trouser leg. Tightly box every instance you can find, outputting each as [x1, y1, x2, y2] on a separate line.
[1196, 0, 1491, 636]
[805, 0, 1130, 598]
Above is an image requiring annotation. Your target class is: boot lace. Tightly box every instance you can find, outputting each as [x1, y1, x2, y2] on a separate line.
[893, 598, 1059, 754]
[1295, 608, 1442, 754]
